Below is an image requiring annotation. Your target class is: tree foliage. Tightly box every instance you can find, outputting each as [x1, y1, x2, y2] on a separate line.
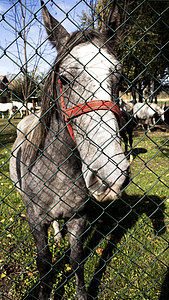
[3, 0, 45, 102]
[11, 71, 43, 101]
[80, 0, 169, 101]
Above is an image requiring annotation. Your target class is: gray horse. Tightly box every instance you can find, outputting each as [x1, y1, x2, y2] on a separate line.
[10, 2, 131, 299]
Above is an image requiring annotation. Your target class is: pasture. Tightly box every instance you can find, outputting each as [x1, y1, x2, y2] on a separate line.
[0, 118, 169, 299]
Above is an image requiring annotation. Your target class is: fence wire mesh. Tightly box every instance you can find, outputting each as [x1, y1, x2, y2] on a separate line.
[0, 0, 169, 299]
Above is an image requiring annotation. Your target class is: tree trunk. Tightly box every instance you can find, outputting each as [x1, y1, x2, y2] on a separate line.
[138, 81, 143, 103]
[131, 87, 137, 103]
[20, 0, 29, 114]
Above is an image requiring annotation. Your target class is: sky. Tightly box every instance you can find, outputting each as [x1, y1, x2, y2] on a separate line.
[0, 0, 88, 77]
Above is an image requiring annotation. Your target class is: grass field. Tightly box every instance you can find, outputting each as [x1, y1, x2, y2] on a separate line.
[0, 117, 169, 300]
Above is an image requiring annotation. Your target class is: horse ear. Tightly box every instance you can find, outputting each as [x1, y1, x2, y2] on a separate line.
[41, 1, 70, 51]
[101, 2, 121, 44]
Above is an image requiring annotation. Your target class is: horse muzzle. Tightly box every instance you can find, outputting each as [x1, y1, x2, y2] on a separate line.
[92, 185, 122, 202]
[89, 165, 131, 202]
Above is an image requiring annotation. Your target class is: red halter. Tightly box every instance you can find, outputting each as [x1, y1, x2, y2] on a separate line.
[58, 78, 121, 142]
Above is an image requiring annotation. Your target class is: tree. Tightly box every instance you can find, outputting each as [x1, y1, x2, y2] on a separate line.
[11, 71, 44, 102]
[79, 0, 169, 102]
[2, 0, 46, 106]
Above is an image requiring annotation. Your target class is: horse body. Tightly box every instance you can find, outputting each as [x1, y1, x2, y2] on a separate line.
[10, 3, 130, 299]
[13, 101, 34, 118]
[133, 102, 164, 131]
[0, 103, 13, 118]
[120, 99, 134, 113]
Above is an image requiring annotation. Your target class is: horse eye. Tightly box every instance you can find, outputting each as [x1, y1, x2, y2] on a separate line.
[59, 75, 70, 85]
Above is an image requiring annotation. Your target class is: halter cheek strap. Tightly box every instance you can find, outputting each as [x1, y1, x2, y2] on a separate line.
[58, 78, 121, 142]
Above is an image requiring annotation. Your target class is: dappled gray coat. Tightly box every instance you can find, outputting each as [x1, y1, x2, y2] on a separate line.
[10, 2, 130, 299]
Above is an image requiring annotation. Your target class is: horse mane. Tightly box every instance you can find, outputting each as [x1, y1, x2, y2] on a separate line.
[23, 29, 112, 165]
[23, 70, 58, 165]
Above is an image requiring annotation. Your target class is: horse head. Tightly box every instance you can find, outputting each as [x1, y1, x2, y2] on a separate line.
[39, 1, 131, 202]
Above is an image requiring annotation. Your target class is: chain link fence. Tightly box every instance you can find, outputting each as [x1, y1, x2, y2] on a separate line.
[0, 0, 169, 299]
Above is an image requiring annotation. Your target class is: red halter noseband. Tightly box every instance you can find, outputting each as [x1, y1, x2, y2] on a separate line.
[58, 78, 121, 142]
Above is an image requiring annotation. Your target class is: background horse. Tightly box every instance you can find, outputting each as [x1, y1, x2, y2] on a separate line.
[10, 2, 131, 299]
[13, 101, 34, 118]
[118, 99, 136, 163]
[133, 102, 165, 131]
[0, 103, 13, 119]
[120, 109, 135, 163]
[119, 99, 134, 113]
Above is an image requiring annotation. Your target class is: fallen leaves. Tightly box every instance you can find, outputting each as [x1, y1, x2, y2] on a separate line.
[6, 234, 12, 238]
[20, 213, 26, 218]
[1, 271, 7, 279]
[96, 248, 104, 256]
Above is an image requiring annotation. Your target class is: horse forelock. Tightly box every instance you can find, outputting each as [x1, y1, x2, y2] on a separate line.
[22, 70, 58, 165]
[56, 30, 115, 63]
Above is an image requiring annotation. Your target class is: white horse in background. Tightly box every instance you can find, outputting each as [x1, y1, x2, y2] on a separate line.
[119, 99, 134, 113]
[133, 102, 165, 131]
[0, 103, 13, 119]
[13, 101, 34, 118]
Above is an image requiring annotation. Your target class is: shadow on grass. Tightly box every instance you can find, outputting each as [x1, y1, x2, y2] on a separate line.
[0, 120, 18, 149]
[84, 193, 166, 299]
[3, 193, 167, 300]
[131, 141, 169, 160]
[21, 192, 167, 300]
[0, 131, 17, 148]
[151, 126, 166, 132]
[159, 267, 169, 300]
[132, 147, 147, 160]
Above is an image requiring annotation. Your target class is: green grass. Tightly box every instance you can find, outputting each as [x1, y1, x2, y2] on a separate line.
[0, 118, 169, 299]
